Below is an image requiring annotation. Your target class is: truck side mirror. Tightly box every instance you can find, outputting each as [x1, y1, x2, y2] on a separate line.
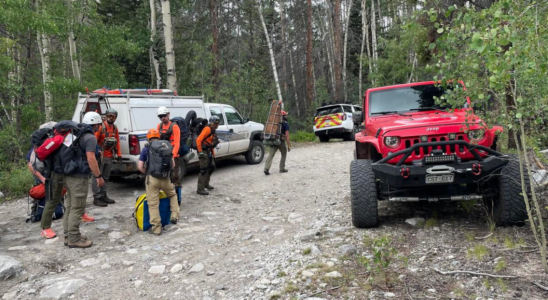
[352, 112, 363, 124]
[242, 117, 250, 124]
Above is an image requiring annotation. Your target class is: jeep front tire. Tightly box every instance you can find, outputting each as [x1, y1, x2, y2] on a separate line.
[350, 159, 378, 228]
[493, 154, 529, 225]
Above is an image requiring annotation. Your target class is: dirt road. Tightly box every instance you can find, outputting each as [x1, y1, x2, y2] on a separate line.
[1, 142, 547, 299]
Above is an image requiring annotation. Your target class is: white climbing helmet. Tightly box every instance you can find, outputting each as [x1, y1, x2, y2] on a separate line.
[157, 106, 169, 116]
[82, 112, 102, 125]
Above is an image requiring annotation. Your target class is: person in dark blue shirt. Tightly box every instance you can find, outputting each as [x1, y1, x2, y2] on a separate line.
[264, 111, 291, 175]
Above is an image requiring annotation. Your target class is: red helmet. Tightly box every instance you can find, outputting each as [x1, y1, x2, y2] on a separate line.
[147, 129, 160, 140]
[281, 111, 288, 116]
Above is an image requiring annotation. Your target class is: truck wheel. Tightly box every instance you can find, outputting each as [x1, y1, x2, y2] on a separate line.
[319, 135, 330, 143]
[492, 155, 529, 225]
[350, 159, 378, 228]
[245, 140, 264, 164]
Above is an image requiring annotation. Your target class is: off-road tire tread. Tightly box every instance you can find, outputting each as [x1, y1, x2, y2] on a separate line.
[319, 135, 330, 143]
[350, 159, 378, 228]
[495, 154, 529, 225]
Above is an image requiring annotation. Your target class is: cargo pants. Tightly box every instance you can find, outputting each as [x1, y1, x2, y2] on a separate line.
[91, 156, 112, 198]
[264, 139, 287, 171]
[145, 175, 179, 234]
[63, 176, 89, 243]
[171, 156, 181, 187]
[41, 172, 65, 229]
[197, 148, 216, 191]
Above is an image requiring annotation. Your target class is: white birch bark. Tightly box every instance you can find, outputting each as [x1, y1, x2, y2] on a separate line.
[68, 0, 81, 82]
[160, 0, 177, 93]
[150, 0, 162, 88]
[7, 47, 16, 122]
[37, 30, 53, 121]
[359, 0, 366, 99]
[342, 0, 353, 102]
[317, 4, 335, 95]
[288, 46, 299, 116]
[258, 0, 283, 102]
[370, 0, 378, 84]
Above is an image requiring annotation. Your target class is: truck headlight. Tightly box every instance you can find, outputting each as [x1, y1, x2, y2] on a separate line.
[467, 129, 485, 141]
[384, 136, 400, 148]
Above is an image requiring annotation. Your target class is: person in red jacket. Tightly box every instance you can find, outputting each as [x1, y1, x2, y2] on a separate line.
[196, 116, 220, 195]
[156, 107, 182, 200]
[92, 108, 122, 207]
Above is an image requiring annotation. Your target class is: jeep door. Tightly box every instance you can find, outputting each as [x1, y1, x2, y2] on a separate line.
[222, 105, 250, 154]
[207, 106, 229, 156]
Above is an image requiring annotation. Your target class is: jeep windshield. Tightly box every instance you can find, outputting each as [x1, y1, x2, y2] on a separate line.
[369, 84, 463, 116]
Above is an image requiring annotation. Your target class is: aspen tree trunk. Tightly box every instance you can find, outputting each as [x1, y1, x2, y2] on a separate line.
[306, 0, 313, 106]
[333, 0, 343, 102]
[288, 47, 300, 116]
[149, 0, 162, 88]
[318, 4, 335, 96]
[68, 0, 81, 82]
[359, 0, 367, 99]
[370, 0, 378, 85]
[257, 0, 283, 102]
[37, 31, 53, 121]
[160, 0, 178, 93]
[280, 1, 288, 97]
[7, 47, 16, 122]
[210, 0, 220, 94]
[342, 0, 353, 103]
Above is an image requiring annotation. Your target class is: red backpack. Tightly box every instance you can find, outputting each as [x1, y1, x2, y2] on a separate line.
[35, 134, 65, 161]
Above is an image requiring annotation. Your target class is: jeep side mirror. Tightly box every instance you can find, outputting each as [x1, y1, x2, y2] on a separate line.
[242, 117, 250, 124]
[352, 112, 363, 124]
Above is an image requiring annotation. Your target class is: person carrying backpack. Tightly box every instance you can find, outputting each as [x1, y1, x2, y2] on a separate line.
[137, 128, 179, 235]
[92, 108, 121, 207]
[156, 107, 182, 198]
[196, 116, 220, 195]
[264, 111, 291, 175]
[54, 112, 104, 248]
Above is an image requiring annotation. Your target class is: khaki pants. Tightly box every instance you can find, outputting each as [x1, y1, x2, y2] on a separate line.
[41, 172, 64, 229]
[264, 139, 287, 171]
[91, 156, 112, 198]
[63, 176, 89, 243]
[146, 175, 179, 234]
[171, 156, 181, 187]
[197, 149, 216, 191]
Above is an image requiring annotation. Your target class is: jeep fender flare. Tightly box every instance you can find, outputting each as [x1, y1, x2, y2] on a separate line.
[355, 132, 382, 161]
[248, 131, 264, 149]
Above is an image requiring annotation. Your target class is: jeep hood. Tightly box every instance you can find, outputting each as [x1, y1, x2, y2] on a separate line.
[369, 111, 481, 135]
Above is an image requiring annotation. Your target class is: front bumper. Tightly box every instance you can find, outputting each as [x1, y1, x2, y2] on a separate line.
[372, 140, 509, 188]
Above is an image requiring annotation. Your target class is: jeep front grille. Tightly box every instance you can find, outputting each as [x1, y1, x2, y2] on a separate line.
[402, 134, 468, 159]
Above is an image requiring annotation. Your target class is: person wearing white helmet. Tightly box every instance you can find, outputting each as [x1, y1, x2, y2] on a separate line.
[156, 106, 182, 199]
[54, 112, 104, 248]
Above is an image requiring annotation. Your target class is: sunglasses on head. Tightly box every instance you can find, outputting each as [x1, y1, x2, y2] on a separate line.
[158, 115, 167, 119]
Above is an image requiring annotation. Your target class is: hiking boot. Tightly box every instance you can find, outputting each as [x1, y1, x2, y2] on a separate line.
[93, 197, 108, 207]
[41, 228, 56, 239]
[68, 237, 93, 249]
[148, 227, 161, 236]
[81, 213, 95, 223]
[264, 170, 270, 175]
[64, 235, 87, 246]
[102, 193, 116, 204]
[280, 169, 288, 173]
[196, 190, 209, 195]
[205, 185, 214, 190]
[171, 218, 178, 225]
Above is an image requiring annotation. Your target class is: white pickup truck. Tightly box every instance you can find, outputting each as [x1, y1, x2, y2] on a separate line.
[71, 89, 265, 178]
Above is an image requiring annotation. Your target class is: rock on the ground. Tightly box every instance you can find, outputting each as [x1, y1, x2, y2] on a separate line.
[384, 292, 396, 297]
[0, 255, 23, 280]
[100, 264, 111, 270]
[7, 246, 27, 251]
[324, 271, 342, 278]
[134, 280, 143, 288]
[148, 265, 166, 274]
[79, 258, 100, 267]
[287, 213, 304, 224]
[188, 263, 204, 274]
[405, 218, 425, 227]
[533, 170, 547, 184]
[304, 298, 327, 300]
[39, 279, 86, 299]
[339, 244, 357, 256]
[2, 291, 17, 300]
[170, 264, 183, 273]
[108, 231, 125, 241]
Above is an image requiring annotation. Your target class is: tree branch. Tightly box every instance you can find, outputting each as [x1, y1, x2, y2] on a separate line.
[533, 282, 548, 291]
[434, 268, 518, 279]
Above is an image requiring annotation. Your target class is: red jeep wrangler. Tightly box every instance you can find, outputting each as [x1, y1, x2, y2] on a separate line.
[351, 81, 528, 228]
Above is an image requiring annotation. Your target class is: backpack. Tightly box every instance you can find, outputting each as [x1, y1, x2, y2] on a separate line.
[190, 118, 209, 150]
[31, 128, 53, 149]
[133, 191, 179, 231]
[26, 189, 65, 223]
[35, 135, 65, 161]
[170, 117, 191, 156]
[146, 140, 173, 179]
[53, 122, 94, 175]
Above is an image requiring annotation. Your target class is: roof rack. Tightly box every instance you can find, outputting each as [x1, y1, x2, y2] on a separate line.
[89, 87, 177, 96]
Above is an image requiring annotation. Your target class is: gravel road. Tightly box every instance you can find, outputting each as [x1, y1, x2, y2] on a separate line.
[1, 141, 547, 300]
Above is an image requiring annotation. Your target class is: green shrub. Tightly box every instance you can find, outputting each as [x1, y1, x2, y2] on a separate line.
[292, 131, 317, 143]
[0, 162, 34, 202]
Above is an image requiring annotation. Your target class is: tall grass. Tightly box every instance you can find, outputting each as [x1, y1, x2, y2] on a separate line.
[291, 131, 317, 143]
[0, 163, 34, 202]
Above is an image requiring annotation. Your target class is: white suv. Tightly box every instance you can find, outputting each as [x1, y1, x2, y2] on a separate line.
[72, 89, 265, 178]
[313, 104, 362, 142]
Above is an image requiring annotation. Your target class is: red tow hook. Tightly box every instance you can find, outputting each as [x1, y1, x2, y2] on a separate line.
[400, 167, 410, 178]
[472, 163, 482, 175]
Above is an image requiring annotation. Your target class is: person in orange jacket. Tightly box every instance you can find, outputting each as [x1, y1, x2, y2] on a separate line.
[156, 107, 182, 201]
[196, 116, 220, 195]
[92, 108, 122, 207]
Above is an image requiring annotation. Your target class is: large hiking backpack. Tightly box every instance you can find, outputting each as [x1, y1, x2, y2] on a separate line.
[26, 184, 65, 223]
[146, 140, 173, 179]
[53, 121, 94, 175]
[170, 117, 191, 156]
[189, 118, 209, 150]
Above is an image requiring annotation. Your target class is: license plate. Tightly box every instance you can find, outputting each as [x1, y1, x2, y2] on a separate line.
[426, 174, 454, 184]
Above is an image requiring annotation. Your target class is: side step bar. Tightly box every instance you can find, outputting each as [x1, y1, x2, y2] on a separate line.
[388, 194, 483, 202]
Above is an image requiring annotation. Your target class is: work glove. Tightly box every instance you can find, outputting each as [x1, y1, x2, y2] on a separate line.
[198, 152, 205, 158]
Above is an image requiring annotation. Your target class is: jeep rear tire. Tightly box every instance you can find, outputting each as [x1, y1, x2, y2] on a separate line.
[245, 140, 264, 164]
[319, 135, 330, 143]
[493, 155, 529, 225]
[350, 159, 378, 228]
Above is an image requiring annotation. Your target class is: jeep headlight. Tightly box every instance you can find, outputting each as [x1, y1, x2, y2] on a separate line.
[467, 129, 485, 141]
[384, 136, 400, 148]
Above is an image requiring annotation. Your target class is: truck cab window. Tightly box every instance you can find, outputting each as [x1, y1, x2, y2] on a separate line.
[224, 107, 243, 125]
[209, 106, 225, 125]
